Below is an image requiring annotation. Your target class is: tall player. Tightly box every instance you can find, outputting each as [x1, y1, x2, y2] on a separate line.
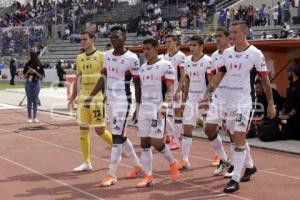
[177, 35, 213, 170]
[201, 20, 276, 193]
[207, 27, 235, 177]
[85, 26, 142, 187]
[164, 34, 186, 150]
[69, 31, 112, 173]
[136, 38, 180, 188]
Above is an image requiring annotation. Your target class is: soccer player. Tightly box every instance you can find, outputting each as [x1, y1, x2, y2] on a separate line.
[177, 35, 213, 170]
[207, 27, 235, 177]
[136, 38, 180, 188]
[200, 20, 276, 193]
[164, 34, 186, 150]
[69, 31, 112, 173]
[85, 26, 142, 187]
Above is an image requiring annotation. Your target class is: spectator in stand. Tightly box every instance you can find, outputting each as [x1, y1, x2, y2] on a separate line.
[9, 59, 17, 85]
[247, 5, 254, 27]
[226, 8, 231, 29]
[277, 1, 282, 25]
[63, 27, 71, 40]
[273, 8, 279, 26]
[279, 65, 300, 140]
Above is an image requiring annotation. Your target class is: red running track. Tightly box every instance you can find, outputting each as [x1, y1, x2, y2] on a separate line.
[0, 109, 300, 200]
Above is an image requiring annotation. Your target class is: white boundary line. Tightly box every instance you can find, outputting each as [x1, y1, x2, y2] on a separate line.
[0, 155, 103, 200]
[179, 193, 228, 200]
[3, 130, 251, 200]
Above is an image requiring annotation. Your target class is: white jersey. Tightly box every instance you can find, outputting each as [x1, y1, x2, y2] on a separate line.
[219, 45, 268, 108]
[163, 51, 186, 86]
[184, 54, 212, 102]
[139, 58, 175, 107]
[211, 49, 230, 102]
[103, 49, 140, 103]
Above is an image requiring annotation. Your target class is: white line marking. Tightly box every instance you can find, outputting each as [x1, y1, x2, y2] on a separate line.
[5, 130, 251, 200]
[179, 193, 228, 200]
[0, 155, 103, 200]
[259, 169, 300, 181]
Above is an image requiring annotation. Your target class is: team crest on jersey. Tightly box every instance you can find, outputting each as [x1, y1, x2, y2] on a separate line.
[147, 67, 153, 70]
[192, 64, 197, 67]
[81, 59, 84, 62]
[200, 63, 204, 67]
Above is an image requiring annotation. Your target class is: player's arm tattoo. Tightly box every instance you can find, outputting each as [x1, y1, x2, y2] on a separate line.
[203, 71, 225, 98]
[260, 74, 274, 105]
[177, 68, 185, 93]
[165, 81, 174, 103]
[133, 78, 141, 104]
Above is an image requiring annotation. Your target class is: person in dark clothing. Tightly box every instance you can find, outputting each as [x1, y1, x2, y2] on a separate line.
[56, 60, 66, 87]
[255, 79, 283, 119]
[279, 65, 300, 140]
[9, 59, 17, 85]
[23, 52, 45, 123]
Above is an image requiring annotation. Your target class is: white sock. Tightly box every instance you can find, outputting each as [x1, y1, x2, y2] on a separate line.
[108, 144, 122, 177]
[182, 136, 192, 161]
[160, 144, 175, 164]
[174, 120, 182, 143]
[232, 147, 247, 182]
[140, 148, 153, 175]
[210, 135, 228, 162]
[244, 142, 254, 168]
[122, 139, 141, 167]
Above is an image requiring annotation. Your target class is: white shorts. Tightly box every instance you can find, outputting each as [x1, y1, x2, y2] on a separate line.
[106, 102, 131, 136]
[182, 101, 206, 126]
[138, 105, 166, 139]
[206, 102, 252, 134]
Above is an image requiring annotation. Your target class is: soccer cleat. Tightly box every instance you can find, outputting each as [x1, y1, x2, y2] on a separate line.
[100, 175, 117, 187]
[170, 160, 180, 181]
[169, 140, 180, 150]
[213, 159, 231, 176]
[126, 166, 142, 179]
[33, 118, 40, 123]
[178, 160, 190, 170]
[73, 163, 92, 173]
[211, 155, 220, 166]
[27, 119, 33, 123]
[224, 165, 234, 178]
[223, 179, 239, 193]
[241, 166, 257, 182]
[136, 175, 154, 188]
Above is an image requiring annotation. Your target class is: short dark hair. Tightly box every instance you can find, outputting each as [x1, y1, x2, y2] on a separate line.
[190, 35, 204, 46]
[216, 27, 230, 37]
[143, 38, 159, 47]
[80, 30, 95, 39]
[110, 25, 126, 35]
[165, 34, 178, 42]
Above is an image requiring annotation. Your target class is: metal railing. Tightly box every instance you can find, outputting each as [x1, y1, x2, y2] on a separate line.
[216, 0, 240, 12]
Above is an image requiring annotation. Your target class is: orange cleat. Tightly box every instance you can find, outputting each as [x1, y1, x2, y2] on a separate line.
[211, 155, 220, 167]
[170, 161, 180, 181]
[136, 175, 154, 188]
[178, 160, 190, 170]
[126, 166, 142, 179]
[100, 175, 117, 187]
